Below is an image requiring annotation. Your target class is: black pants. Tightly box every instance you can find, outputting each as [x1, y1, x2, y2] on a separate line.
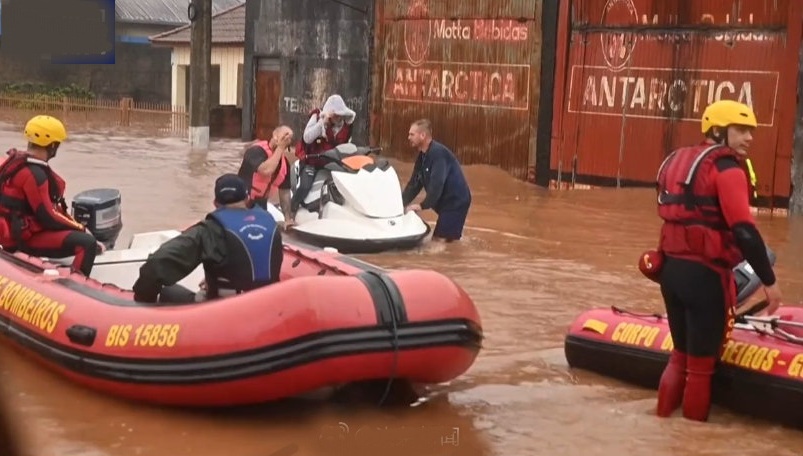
[156, 284, 197, 304]
[290, 164, 319, 213]
[659, 256, 734, 357]
[21, 230, 98, 276]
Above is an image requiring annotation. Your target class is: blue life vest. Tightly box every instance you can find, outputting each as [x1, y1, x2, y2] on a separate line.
[204, 207, 278, 298]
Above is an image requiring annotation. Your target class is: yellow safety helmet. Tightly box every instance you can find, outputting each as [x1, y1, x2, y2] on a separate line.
[701, 100, 757, 134]
[24, 115, 68, 147]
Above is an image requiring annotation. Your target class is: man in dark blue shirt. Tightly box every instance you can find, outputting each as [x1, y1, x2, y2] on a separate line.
[402, 119, 472, 242]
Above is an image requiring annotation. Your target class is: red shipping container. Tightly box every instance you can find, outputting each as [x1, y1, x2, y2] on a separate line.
[550, 0, 802, 207]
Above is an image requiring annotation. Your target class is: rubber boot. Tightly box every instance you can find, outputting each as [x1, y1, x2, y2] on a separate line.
[656, 350, 686, 417]
[682, 355, 717, 422]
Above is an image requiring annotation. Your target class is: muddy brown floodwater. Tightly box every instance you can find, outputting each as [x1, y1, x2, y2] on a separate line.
[1, 123, 803, 456]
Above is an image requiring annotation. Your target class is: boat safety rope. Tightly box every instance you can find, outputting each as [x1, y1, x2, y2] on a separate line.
[375, 272, 400, 407]
[611, 305, 803, 347]
[610, 306, 665, 320]
[284, 245, 348, 276]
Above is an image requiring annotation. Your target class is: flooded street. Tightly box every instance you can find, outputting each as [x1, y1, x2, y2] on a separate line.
[2, 123, 803, 455]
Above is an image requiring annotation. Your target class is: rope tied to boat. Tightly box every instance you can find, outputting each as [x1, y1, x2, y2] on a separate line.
[284, 245, 348, 276]
[610, 305, 665, 320]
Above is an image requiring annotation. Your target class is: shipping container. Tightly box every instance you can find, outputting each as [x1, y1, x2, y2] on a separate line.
[550, 0, 803, 207]
[369, 0, 544, 181]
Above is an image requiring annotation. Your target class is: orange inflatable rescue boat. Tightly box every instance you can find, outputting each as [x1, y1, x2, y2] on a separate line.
[565, 253, 803, 428]
[0, 189, 483, 407]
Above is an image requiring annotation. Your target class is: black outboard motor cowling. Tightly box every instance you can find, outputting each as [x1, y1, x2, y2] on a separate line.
[71, 188, 123, 250]
[734, 245, 776, 306]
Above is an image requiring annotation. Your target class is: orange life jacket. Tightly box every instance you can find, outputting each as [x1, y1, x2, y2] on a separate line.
[249, 141, 288, 201]
[656, 143, 744, 270]
[294, 108, 353, 167]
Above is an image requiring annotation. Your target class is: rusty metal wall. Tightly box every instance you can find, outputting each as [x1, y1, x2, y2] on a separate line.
[242, 0, 372, 142]
[550, 0, 802, 204]
[370, 0, 543, 181]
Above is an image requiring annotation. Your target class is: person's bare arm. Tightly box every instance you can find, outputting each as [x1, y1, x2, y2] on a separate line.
[256, 148, 283, 176]
[278, 189, 292, 219]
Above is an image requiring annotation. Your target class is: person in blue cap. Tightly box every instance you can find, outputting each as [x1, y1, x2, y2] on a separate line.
[133, 174, 283, 304]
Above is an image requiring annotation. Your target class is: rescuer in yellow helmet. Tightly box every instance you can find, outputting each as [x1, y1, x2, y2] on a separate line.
[0, 115, 103, 276]
[638, 99, 782, 423]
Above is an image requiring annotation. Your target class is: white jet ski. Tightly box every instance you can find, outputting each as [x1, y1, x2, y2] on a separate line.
[271, 143, 431, 254]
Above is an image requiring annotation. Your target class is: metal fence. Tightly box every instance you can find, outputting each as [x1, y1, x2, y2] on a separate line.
[0, 94, 188, 136]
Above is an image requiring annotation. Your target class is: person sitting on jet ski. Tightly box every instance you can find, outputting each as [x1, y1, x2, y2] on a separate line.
[132, 174, 283, 304]
[290, 94, 357, 223]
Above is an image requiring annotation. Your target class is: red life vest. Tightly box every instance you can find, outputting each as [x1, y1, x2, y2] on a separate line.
[249, 140, 288, 200]
[0, 150, 72, 246]
[655, 143, 744, 270]
[294, 108, 353, 167]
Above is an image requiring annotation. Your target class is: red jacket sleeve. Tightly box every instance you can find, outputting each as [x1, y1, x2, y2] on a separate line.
[20, 167, 84, 231]
[715, 166, 755, 228]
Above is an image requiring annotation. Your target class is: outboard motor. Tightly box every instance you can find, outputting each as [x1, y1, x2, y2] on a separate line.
[71, 188, 123, 250]
[734, 245, 776, 306]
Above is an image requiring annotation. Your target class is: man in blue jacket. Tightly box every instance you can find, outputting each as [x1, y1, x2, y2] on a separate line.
[133, 174, 283, 304]
[402, 119, 472, 242]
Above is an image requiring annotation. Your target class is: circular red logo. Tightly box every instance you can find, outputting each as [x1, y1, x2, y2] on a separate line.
[599, 0, 639, 71]
[404, 0, 431, 66]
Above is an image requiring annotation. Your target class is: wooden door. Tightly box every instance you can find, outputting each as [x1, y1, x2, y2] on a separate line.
[254, 59, 281, 139]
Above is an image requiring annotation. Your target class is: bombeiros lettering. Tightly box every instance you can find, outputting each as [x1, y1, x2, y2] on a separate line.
[611, 322, 660, 348]
[720, 340, 779, 372]
[0, 276, 65, 334]
[105, 323, 180, 348]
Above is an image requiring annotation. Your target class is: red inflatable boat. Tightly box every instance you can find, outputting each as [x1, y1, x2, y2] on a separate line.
[0, 216, 482, 406]
[565, 303, 803, 427]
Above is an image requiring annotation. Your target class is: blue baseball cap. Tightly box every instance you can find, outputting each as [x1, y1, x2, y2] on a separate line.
[214, 173, 248, 204]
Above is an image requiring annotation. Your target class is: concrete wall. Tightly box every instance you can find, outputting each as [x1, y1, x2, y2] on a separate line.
[242, 0, 373, 142]
[0, 42, 172, 103]
[173, 45, 244, 107]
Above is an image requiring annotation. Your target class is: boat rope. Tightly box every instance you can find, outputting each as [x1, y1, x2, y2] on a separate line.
[284, 245, 348, 276]
[377, 281, 400, 407]
[610, 305, 665, 320]
[612, 306, 803, 346]
[284, 245, 401, 405]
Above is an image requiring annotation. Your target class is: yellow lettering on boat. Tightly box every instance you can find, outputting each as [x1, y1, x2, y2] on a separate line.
[660, 333, 674, 351]
[720, 340, 778, 372]
[611, 322, 660, 348]
[105, 324, 132, 347]
[105, 324, 181, 348]
[0, 275, 65, 334]
[788, 354, 803, 378]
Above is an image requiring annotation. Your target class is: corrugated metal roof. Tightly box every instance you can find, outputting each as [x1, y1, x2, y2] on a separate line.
[116, 0, 244, 26]
[149, 2, 245, 44]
